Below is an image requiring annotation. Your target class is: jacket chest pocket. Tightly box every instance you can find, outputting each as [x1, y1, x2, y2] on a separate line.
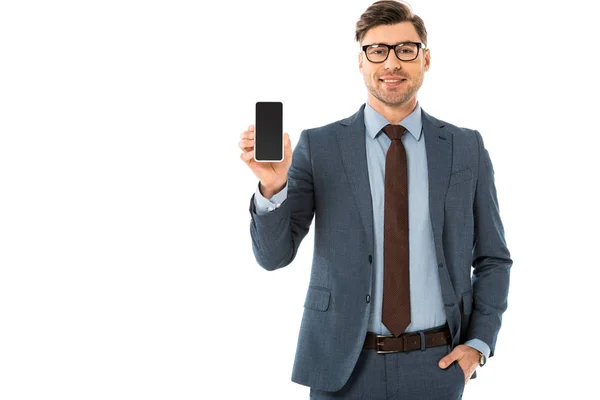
[449, 168, 472, 187]
[446, 168, 474, 214]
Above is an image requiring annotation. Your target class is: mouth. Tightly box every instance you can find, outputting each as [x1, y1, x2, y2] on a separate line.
[379, 78, 407, 87]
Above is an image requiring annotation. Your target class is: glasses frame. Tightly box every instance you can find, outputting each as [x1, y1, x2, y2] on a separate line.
[361, 42, 427, 63]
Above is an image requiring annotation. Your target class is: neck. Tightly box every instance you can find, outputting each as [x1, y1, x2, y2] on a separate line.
[367, 94, 417, 125]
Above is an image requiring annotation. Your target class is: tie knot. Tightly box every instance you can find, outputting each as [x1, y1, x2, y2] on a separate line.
[383, 124, 406, 140]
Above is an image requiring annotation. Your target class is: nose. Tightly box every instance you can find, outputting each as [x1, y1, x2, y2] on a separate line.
[384, 50, 403, 70]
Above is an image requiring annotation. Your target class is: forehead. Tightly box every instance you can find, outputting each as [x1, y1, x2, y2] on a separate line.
[362, 22, 421, 45]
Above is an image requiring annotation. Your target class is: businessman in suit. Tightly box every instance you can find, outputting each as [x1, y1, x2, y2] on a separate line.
[239, 1, 512, 398]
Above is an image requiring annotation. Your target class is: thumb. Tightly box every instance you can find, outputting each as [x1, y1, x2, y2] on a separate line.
[438, 350, 458, 369]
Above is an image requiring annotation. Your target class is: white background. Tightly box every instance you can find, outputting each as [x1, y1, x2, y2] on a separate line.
[1, 0, 599, 399]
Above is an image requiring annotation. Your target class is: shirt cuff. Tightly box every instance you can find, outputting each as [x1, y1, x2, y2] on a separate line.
[253, 182, 288, 215]
[464, 338, 490, 364]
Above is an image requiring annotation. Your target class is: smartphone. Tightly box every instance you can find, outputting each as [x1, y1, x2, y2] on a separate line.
[254, 101, 283, 162]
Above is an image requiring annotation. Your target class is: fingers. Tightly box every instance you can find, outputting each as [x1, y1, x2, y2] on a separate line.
[239, 125, 255, 153]
[438, 350, 460, 369]
[239, 138, 254, 150]
[240, 125, 255, 140]
[239, 125, 256, 164]
[240, 149, 254, 163]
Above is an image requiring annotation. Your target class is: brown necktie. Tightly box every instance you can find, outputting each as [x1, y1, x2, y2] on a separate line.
[382, 124, 411, 337]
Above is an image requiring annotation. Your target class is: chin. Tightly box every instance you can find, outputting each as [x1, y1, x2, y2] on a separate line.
[380, 91, 409, 104]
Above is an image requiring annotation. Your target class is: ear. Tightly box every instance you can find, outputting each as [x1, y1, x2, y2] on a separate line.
[424, 48, 431, 72]
[358, 51, 363, 72]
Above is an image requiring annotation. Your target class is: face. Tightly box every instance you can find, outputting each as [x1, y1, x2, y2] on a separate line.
[358, 22, 430, 108]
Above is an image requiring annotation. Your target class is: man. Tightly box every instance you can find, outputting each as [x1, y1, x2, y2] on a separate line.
[239, 1, 512, 398]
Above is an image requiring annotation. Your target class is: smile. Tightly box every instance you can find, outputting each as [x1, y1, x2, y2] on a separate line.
[380, 79, 407, 87]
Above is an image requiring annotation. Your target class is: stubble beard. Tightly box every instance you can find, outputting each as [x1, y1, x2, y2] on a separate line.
[367, 72, 424, 107]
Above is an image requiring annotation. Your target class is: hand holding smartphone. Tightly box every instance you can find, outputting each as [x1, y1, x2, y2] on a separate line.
[238, 101, 292, 198]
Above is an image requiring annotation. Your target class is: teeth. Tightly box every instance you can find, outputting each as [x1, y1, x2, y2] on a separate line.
[383, 79, 402, 82]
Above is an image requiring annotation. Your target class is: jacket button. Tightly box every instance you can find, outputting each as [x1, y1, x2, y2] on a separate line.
[366, 294, 371, 303]
[369, 255, 373, 264]
[438, 263, 443, 268]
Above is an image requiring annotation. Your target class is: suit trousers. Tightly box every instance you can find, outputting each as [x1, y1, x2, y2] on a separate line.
[309, 342, 465, 400]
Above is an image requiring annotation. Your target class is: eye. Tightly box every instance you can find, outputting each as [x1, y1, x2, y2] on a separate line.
[367, 47, 385, 54]
[396, 44, 417, 54]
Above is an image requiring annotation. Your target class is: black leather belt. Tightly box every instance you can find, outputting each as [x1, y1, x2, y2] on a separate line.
[363, 325, 451, 354]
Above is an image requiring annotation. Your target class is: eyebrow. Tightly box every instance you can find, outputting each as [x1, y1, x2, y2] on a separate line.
[367, 41, 419, 46]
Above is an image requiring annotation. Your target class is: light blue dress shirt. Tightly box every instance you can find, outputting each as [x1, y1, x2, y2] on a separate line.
[253, 101, 490, 361]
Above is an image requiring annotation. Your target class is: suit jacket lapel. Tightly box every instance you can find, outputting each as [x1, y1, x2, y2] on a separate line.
[421, 109, 452, 244]
[337, 104, 374, 251]
[422, 109, 461, 340]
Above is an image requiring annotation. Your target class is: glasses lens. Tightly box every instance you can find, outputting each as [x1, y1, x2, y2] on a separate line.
[366, 45, 389, 62]
[395, 43, 419, 61]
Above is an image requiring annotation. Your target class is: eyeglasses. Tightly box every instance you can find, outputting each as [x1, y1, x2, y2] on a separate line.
[361, 42, 427, 63]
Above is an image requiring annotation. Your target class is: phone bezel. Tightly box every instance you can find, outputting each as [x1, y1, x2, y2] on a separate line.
[254, 101, 284, 163]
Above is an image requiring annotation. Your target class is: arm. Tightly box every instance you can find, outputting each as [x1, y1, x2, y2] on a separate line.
[467, 130, 513, 357]
[248, 129, 315, 271]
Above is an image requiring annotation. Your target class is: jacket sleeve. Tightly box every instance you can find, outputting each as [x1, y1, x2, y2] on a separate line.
[467, 130, 513, 357]
[248, 129, 315, 271]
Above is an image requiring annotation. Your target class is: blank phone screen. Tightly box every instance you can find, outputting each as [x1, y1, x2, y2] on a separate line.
[255, 102, 283, 161]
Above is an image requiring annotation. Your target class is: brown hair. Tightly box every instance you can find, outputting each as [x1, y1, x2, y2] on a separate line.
[355, 1, 427, 46]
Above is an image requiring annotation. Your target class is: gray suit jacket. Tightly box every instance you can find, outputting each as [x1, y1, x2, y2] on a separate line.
[248, 104, 512, 392]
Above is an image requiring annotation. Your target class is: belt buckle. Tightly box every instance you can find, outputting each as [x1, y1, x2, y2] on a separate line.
[375, 335, 397, 354]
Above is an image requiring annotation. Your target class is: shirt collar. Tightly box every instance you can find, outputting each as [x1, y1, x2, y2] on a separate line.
[364, 100, 423, 141]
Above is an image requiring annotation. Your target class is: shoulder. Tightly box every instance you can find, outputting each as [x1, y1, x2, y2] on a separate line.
[423, 109, 484, 151]
[302, 104, 365, 138]
[424, 111, 478, 138]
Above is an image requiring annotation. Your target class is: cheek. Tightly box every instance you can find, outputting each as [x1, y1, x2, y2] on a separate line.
[361, 68, 374, 81]
[407, 67, 422, 78]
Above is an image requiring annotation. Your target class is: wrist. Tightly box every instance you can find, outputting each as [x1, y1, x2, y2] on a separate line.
[260, 180, 285, 198]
